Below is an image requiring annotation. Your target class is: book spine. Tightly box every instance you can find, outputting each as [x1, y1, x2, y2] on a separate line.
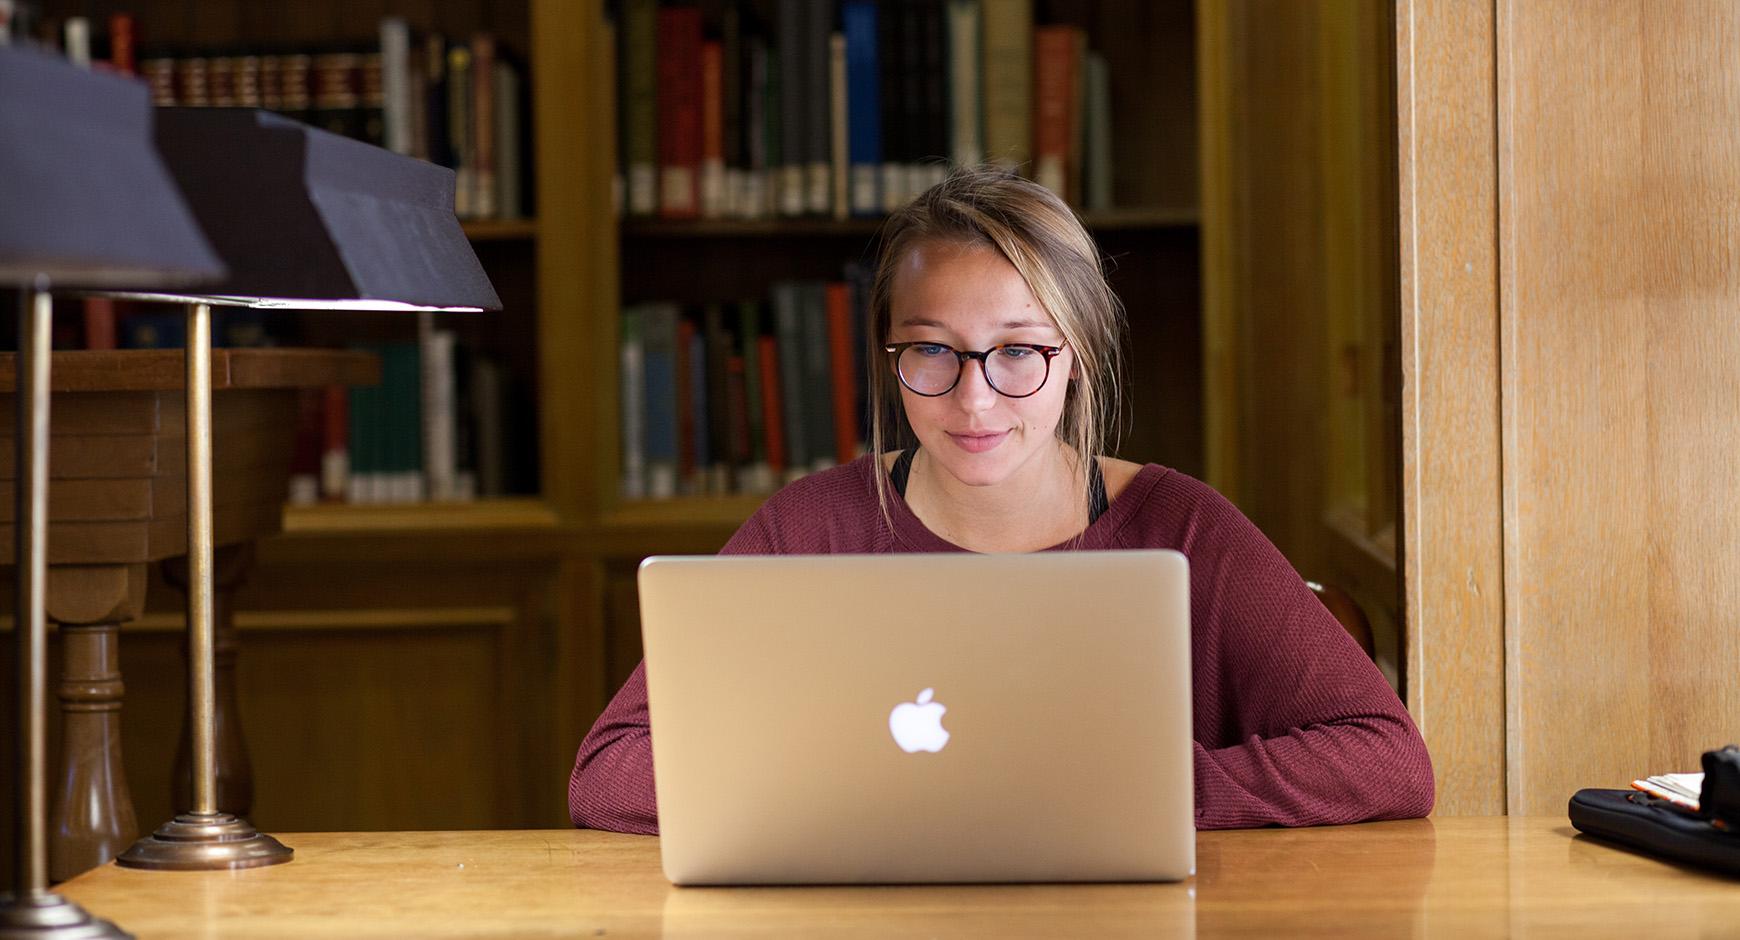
[776, 0, 807, 216]
[642, 303, 680, 498]
[657, 7, 702, 219]
[619, 308, 646, 500]
[703, 303, 732, 493]
[801, 282, 836, 472]
[980, 0, 1032, 172]
[758, 335, 787, 479]
[877, 0, 905, 210]
[899, 0, 926, 198]
[701, 40, 727, 219]
[843, 1, 882, 216]
[772, 283, 809, 473]
[827, 282, 859, 464]
[624, 0, 659, 216]
[688, 327, 709, 493]
[722, 4, 745, 219]
[472, 357, 506, 497]
[726, 354, 751, 487]
[829, 32, 849, 221]
[494, 60, 523, 219]
[1033, 25, 1075, 199]
[805, 0, 833, 215]
[108, 13, 135, 74]
[747, 36, 772, 219]
[471, 34, 497, 218]
[381, 17, 413, 154]
[422, 327, 458, 501]
[82, 297, 116, 350]
[321, 384, 349, 502]
[739, 300, 773, 492]
[920, 0, 949, 188]
[447, 44, 474, 218]
[675, 315, 696, 490]
[947, 0, 983, 168]
[1084, 51, 1112, 211]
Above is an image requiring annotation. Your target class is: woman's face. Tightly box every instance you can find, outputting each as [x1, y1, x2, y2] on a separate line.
[886, 240, 1074, 489]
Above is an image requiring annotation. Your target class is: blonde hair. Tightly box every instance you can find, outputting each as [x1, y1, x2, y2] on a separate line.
[868, 165, 1128, 535]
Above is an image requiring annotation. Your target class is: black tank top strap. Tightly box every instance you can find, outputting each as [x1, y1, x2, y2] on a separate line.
[893, 448, 1109, 523]
[891, 448, 917, 497]
[1087, 458, 1109, 524]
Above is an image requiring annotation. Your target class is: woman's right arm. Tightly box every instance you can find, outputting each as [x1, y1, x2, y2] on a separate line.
[567, 512, 777, 833]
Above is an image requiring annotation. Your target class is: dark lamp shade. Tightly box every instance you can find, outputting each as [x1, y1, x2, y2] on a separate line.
[0, 44, 225, 288]
[148, 108, 501, 312]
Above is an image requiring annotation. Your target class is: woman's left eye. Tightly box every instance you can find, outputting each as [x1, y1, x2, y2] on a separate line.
[996, 346, 1034, 360]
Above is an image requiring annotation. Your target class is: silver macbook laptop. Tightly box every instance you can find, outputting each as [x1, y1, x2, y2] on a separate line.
[638, 550, 1194, 885]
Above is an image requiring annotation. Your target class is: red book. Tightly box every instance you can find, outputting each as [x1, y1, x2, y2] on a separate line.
[1033, 25, 1081, 202]
[825, 282, 858, 464]
[81, 297, 117, 350]
[656, 7, 703, 219]
[757, 335, 786, 475]
[700, 39, 724, 217]
[321, 384, 349, 501]
[107, 13, 136, 76]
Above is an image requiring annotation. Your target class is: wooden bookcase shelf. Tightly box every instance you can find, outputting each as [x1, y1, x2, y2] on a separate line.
[461, 218, 540, 242]
[282, 497, 561, 535]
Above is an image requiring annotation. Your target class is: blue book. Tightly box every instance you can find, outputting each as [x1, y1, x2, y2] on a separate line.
[843, 0, 883, 217]
[688, 328, 709, 490]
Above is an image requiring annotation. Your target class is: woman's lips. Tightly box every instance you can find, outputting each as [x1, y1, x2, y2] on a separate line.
[947, 430, 1009, 453]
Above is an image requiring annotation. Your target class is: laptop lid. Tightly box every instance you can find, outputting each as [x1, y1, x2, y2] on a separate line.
[639, 550, 1194, 885]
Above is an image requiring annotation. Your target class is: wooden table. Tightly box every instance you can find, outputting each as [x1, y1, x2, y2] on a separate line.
[53, 818, 1740, 937]
[0, 347, 376, 880]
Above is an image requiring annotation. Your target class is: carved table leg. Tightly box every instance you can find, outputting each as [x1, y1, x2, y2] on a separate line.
[47, 564, 147, 882]
[164, 542, 255, 816]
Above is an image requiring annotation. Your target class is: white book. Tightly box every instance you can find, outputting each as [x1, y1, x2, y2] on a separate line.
[701, 161, 728, 219]
[779, 165, 806, 216]
[947, 0, 983, 168]
[880, 164, 906, 212]
[380, 18, 413, 155]
[63, 17, 91, 66]
[421, 326, 457, 501]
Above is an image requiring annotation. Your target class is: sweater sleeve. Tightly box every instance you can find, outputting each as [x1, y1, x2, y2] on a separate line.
[567, 510, 777, 833]
[1175, 483, 1435, 828]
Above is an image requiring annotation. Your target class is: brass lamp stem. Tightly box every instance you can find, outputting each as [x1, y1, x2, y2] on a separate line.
[15, 287, 51, 896]
[1, 285, 131, 939]
[186, 301, 216, 816]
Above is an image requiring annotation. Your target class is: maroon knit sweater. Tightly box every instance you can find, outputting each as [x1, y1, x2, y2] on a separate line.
[569, 456, 1434, 832]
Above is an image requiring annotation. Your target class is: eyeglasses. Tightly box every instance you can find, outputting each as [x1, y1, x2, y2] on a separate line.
[884, 341, 1068, 398]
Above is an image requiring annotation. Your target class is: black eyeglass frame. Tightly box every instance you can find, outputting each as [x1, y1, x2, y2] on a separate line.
[883, 341, 1068, 399]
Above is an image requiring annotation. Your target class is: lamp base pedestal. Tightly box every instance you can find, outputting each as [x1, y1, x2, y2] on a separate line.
[0, 892, 130, 939]
[114, 813, 292, 871]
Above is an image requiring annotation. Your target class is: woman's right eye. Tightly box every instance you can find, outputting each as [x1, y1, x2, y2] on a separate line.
[914, 343, 951, 357]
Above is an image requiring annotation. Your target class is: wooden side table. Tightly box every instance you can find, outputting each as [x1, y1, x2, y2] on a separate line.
[0, 348, 375, 881]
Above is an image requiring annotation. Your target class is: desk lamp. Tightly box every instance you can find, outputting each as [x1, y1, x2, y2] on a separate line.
[108, 108, 499, 871]
[0, 45, 224, 939]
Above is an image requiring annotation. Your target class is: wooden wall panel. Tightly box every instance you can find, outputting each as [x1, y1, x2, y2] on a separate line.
[1197, 1, 1403, 685]
[1396, 0, 1506, 814]
[1497, 0, 1740, 815]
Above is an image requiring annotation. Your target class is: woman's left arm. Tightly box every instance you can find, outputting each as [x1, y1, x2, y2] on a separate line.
[1176, 486, 1435, 829]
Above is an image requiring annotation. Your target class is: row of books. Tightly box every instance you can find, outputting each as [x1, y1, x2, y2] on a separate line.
[616, 0, 1113, 221]
[287, 329, 529, 506]
[620, 268, 876, 500]
[22, 11, 526, 221]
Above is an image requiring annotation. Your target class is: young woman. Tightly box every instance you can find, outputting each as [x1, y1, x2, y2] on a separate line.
[569, 167, 1433, 833]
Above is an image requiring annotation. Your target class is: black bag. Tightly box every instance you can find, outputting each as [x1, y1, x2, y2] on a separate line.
[1568, 746, 1740, 879]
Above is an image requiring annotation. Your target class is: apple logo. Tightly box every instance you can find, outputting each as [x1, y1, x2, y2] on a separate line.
[889, 688, 950, 753]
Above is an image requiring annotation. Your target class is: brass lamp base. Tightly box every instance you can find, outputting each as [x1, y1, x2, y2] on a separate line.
[115, 813, 292, 871]
[0, 892, 131, 939]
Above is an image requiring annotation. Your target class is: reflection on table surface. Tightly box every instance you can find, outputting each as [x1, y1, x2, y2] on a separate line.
[58, 817, 1740, 938]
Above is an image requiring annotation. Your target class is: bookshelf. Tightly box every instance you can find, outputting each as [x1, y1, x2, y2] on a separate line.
[4, 0, 1205, 843]
[575, 0, 1205, 693]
